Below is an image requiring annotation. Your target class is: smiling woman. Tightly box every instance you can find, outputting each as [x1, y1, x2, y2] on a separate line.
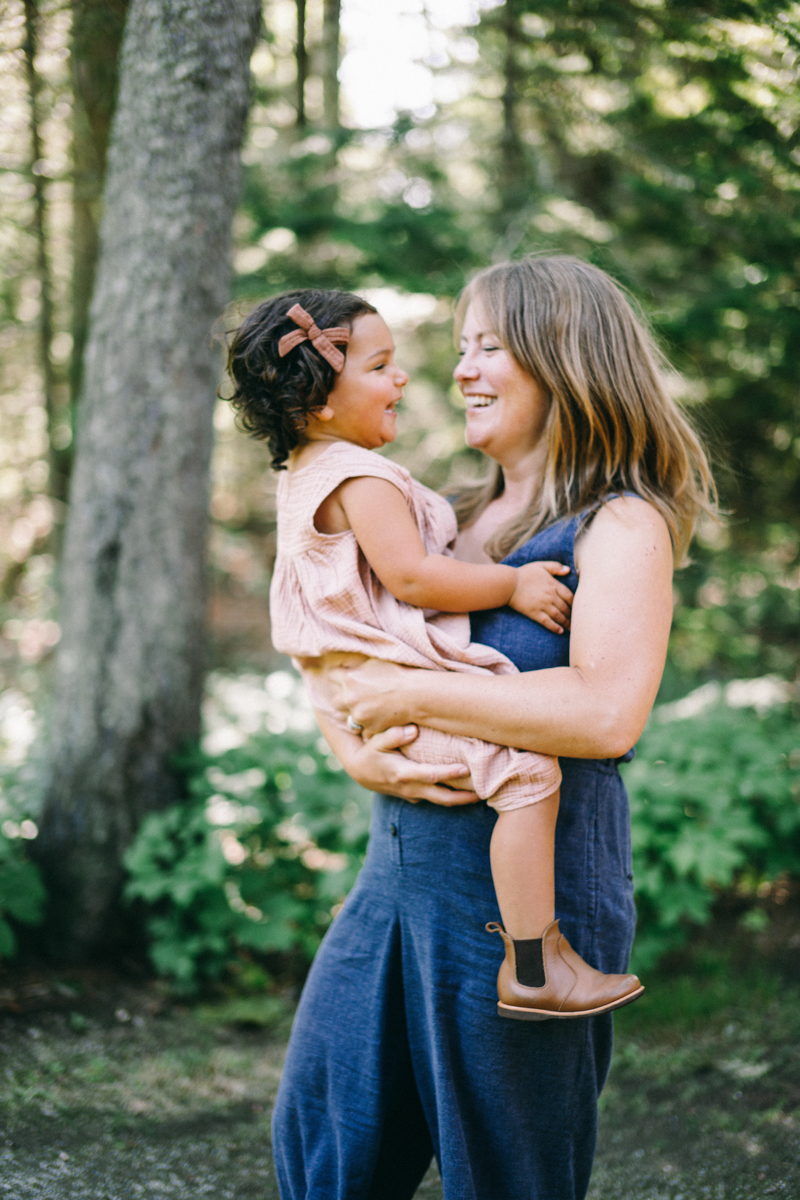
[458, 306, 552, 457]
[452, 306, 552, 567]
[258, 257, 717, 1200]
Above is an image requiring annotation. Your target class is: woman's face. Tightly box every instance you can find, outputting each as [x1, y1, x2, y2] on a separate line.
[454, 302, 550, 467]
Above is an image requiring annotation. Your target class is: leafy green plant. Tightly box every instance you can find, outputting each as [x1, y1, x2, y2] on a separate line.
[126, 683, 799, 988]
[663, 528, 800, 700]
[624, 701, 800, 972]
[0, 759, 47, 958]
[0, 827, 46, 958]
[123, 730, 371, 990]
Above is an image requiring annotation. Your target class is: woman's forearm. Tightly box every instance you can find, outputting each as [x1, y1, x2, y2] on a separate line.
[395, 666, 637, 759]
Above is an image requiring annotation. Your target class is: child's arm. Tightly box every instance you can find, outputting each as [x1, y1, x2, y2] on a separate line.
[324, 476, 573, 632]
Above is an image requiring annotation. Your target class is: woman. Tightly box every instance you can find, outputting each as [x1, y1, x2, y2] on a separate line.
[271, 256, 714, 1200]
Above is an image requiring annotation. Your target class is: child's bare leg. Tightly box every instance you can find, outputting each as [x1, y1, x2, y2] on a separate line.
[487, 787, 644, 1017]
[489, 790, 559, 940]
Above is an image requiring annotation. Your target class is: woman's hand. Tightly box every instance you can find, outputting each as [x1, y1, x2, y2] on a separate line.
[315, 712, 480, 807]
[329, 659, 422, 737]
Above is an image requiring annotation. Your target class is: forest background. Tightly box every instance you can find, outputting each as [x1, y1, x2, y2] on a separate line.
[0, 0, 799, 990]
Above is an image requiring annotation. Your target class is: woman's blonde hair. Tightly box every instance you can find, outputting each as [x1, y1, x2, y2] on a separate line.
[452, 255, 716, 566]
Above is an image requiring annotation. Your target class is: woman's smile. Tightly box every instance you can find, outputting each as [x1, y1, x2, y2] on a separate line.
[455, 302, 550, 467]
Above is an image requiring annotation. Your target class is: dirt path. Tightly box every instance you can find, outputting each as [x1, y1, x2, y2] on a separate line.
[0, 970, 797, 1198]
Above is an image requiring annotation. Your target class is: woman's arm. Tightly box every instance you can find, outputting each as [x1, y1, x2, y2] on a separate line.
[314, 711, 480, 806]
[335, 497, 674, 760]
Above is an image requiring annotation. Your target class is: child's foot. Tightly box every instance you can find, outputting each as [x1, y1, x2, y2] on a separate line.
[486, 920, 644, 1020]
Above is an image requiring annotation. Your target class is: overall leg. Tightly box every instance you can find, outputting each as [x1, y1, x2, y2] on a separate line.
[388, 784, 630, 1200]
[272, 799, 433, 1200]
[274, 764, 636, 1200]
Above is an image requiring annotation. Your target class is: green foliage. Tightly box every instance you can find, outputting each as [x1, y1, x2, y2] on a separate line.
[0, 829, 46, 959]
[227, 1, 800, 581]
[195, 994, 287, 1029]
[664, 528, 800, 699]
[613, 957, 783, 1037]
[471, 1, 800, 539]
[624, 702, 800, 972]
[126, 691, 800, 989]
[123, 730, 371, 991]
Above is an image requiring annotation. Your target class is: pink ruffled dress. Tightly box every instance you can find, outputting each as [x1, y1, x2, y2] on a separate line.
[269, 440, 560, 810]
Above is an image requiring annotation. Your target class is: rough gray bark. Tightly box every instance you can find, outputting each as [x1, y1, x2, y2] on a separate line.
[22, 0, 67, 504]
[499, 0, 525, 219]
[321, 0, 340, 131]
[69, 0, 130, 428]
[37, 0, 261, 961]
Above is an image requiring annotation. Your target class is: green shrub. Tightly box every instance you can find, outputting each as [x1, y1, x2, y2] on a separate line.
[623, 701, 800, 972]
[125, 682, 799, 988]
[664, 531, 800, 699]
[123, 730, 371, 990]
[0, 823, 46, 958]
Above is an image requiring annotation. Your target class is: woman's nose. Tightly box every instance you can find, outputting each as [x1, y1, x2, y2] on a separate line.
[454, 353, 478, 381]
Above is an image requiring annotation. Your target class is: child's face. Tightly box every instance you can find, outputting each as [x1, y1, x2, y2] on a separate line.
[314, 314, 409, 449]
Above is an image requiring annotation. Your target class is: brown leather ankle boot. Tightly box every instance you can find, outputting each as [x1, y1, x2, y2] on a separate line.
[486, 920, 644, 1020]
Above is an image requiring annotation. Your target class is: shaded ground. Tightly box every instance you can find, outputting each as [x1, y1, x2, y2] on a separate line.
[588, 968, 800, 1199]
[0, 965, 798, 1198]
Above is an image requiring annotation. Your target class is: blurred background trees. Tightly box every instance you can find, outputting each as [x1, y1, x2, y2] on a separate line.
[222, 0, 800, 689]
[3, 0, 799, 698]
[0, 0, 798, 967]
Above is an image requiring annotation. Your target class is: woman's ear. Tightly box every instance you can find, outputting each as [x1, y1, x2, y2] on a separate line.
[315, 404, 335, 422]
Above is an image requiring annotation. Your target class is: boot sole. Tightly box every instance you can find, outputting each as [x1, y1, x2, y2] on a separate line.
[497, 984, 645, 1021]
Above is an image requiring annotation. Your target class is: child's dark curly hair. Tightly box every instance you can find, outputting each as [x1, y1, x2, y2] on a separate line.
[224, 289, 377, 470]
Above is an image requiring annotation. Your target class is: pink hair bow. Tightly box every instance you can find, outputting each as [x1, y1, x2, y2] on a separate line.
[277, 303, 350, 372]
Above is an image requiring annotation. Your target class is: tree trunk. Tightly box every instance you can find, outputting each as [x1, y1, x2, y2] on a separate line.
[295, 0, 307, 128]
[22, 0, 68, 505]
[498, 0, 526, 219]
[321, 0, 340, 132]
[69, 0, 130, 443]
[37, 0, 261, 962]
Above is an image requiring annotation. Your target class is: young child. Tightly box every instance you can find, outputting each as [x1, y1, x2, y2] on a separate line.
[226, 288, 643, 1019]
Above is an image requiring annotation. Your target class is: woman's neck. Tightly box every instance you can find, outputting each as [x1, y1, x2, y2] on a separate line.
[494, 439, 548, 515]
[454, 444, 546, 565]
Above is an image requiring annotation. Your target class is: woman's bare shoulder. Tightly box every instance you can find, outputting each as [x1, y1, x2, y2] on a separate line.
[575, 495, 672, 573]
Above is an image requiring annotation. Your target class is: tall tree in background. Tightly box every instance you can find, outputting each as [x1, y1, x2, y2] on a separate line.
[295, 0, 307, 128]
[497, 0, 528, 225]
[22, 0, 66, 504]
[36, 0, 261, 961]
[470, 0, 800, 541]
[321, 0, 341, 132]
[69, 0, 129, 435]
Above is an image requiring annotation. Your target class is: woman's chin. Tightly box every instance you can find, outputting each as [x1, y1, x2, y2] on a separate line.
[464, 417, 494, 453]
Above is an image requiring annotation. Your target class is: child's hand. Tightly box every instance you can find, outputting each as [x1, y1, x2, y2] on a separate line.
[508, 561, 574, 634]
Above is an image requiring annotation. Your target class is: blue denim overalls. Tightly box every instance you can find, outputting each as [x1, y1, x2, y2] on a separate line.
[272, 509, 638, 1200]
